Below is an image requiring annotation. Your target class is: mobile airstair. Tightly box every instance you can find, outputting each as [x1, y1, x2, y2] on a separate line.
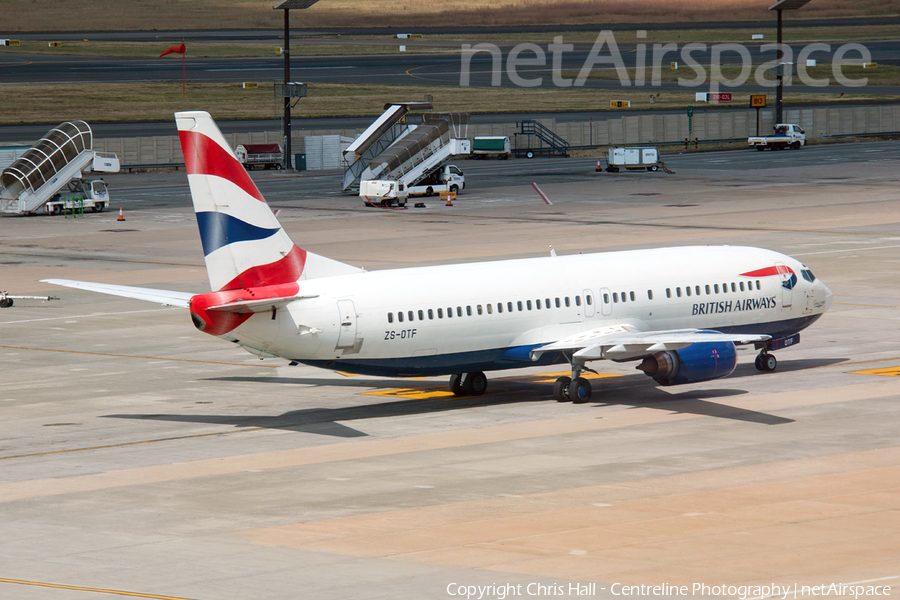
[0, 121, 119, 215]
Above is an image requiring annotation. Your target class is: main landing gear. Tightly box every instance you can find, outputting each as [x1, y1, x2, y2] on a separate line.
[553, 359, 594, 404]
[449, 371, 488, 396]
[755, 351, 777, 373]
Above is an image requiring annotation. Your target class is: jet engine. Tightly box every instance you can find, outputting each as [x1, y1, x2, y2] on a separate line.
[636, 338, 737, 386]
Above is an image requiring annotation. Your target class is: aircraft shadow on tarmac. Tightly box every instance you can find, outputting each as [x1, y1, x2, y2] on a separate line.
[102, 357, 846, 436]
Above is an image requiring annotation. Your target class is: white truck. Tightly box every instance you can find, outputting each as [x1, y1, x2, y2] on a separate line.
[748, 123, 806, 150]
[360, 165, 465, 206]
[44, 178, 111, 215]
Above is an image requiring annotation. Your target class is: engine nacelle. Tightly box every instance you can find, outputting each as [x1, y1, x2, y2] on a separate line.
[636, 338, 737, 386]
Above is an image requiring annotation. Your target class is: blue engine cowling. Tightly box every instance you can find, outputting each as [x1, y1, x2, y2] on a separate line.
[636, 337, 737, 386]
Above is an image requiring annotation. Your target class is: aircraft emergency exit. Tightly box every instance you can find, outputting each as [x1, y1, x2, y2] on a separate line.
[44, 111, 833, 403]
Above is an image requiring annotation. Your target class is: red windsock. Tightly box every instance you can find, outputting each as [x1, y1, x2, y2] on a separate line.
[159, 44, 186, 58]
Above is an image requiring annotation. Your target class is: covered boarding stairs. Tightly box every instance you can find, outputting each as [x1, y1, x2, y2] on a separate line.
[342, 102, 469, 192]
[360, 113, 469, 186]
[0, 121, 118, 215]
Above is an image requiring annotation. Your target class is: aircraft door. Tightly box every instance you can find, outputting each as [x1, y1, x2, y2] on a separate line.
[583, 289, 596, 318]
[776, 262, 793, 308]
[335, 299, 357, 348]
[599, 287, 612, 316]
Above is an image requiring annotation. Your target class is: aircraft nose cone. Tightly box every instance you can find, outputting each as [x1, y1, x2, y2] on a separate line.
[824, 284, 834, 311]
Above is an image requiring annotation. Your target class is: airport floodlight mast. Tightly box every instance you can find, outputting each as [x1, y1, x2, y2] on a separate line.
[274, 0, 321, 170]
[769, 0, 813, 124]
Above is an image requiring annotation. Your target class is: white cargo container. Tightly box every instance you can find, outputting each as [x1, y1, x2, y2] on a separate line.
[602, 147, 661, 172]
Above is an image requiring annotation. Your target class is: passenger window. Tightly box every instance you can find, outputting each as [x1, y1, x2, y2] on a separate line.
[676, 287, 682, 297]
[457, 306, 463, 317]
[477, 305, 484, 315]
[586, 295, 593, 305]
[517, 301, 523, 311]
[630, 291, 635, 302]
[722, 283, 728, 293]
[603, 293, 610, 303]
[428, 309, 433, 320]
[714, 284, 719, 294]
[731, 283, 736, 292]
[686, 287, 692, 297]
[705, 285, 711, 295]
[446, 307, 452, 318]
[757, 280, 762, 289]
[398, 312, 404, 322]
[666, 288, 671, 298]
[613, 293, 618, 303]
[555, 298, 560, 308]
[739, 282, 745, 292]
[496, 303, 502, 314]
[546, 298, 551, 309]
[575, 296, 581, 306]
[418, 310, 424, 321]
[647, 290, 653, 300]
[535, 299, 541, 310]
[388, 312, 393, 323]
[466, 306, 472, 316]
[695, 286, 701, 296]
[438, 308, 443, 318]
[507, 302, 513, 312]
[527, 300, 533, 310]
[409, 311, 415, 321]
[619, 292, 626, 303]
[565, 297, 571, 307]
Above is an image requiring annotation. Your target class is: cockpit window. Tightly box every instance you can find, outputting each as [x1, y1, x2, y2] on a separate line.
[801, 269, 816, 283]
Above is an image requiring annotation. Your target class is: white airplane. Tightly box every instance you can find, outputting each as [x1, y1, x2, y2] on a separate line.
[44, 111, 833, 403]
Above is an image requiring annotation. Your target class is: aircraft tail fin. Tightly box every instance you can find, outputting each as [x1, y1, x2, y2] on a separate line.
[175, 111, 360, 291]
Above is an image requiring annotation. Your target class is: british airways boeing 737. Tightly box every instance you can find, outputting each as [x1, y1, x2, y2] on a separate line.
[44, 111, 833, 403]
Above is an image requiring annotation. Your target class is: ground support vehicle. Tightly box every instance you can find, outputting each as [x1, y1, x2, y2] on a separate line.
[236, 144, 283, 170]
[748, 124, 806, 150]
[472, 136, 511, 160]
[601, 147, 665, 173]
[0, 121, 119, 215]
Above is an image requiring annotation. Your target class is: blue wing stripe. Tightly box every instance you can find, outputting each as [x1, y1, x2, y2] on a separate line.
[196, 212, 280, 256]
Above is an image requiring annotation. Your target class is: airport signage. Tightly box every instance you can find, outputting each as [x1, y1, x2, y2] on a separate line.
[750, 95, 767, 108]
[710, 93, 732, 102]
[610, 100, 631, 108]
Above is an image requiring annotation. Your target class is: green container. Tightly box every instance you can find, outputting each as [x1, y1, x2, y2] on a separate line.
[295, 153, 306, 171]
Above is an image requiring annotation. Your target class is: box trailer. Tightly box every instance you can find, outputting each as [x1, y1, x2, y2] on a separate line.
[472, 136, 510, 159]
[236, 143, 283, 170]
[601, 147, 662, 172]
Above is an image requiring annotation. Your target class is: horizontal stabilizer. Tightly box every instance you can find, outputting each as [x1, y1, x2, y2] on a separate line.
[207, 295, 318, 314]
[41, 279, 193, 308]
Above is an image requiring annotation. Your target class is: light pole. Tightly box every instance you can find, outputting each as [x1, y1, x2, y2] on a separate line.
[768, 0, 812, 124]
[274, 0, 321, 170]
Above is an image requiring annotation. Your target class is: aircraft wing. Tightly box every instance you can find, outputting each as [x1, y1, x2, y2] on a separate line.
[531, 324, 770, 362]
[41, 279, 194, 308]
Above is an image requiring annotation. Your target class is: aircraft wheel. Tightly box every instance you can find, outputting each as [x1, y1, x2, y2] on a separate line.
[553, 376, 572, 402]
[449, 373, 466, 396]
[568, 377, 592, 404]
[463, 371, 487, 396]
[763, 353, 777, 372]
[0, 298, 12, 308]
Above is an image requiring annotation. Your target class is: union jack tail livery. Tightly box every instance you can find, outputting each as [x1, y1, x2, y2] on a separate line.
[175, 111, 360, 292]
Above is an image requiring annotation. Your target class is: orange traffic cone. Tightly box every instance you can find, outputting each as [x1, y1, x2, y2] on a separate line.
[445, 196, 453, 207]
[117, 207, 125, 221]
